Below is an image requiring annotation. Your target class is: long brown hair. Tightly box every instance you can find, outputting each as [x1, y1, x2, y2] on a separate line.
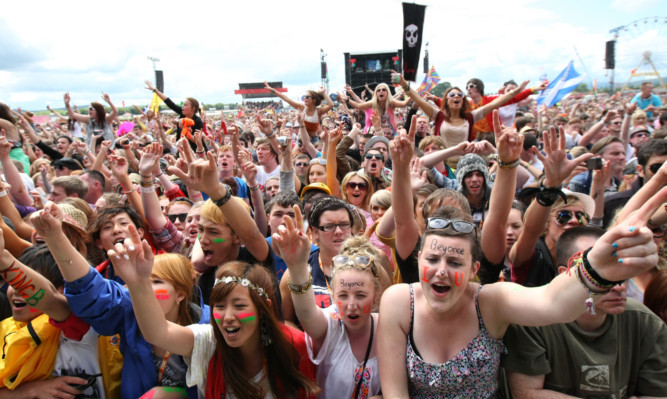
[209, 262, 319, 398]
[90, 102, 106, 127]
[440, 87, 471, 122]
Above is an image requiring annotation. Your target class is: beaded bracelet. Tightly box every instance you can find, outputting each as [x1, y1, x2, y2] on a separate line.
[574, 266, 601, 314]
[248, 185, 259, 192]
[582, 248, 625, 287]
[288, 274, 313, 295]
[123, 186, 138, 195]
[139, 174, 152, 179]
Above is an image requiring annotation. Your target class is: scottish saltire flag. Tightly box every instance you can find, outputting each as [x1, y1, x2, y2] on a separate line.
[536, 61, 585, 107]
[417, 66, 441, 96]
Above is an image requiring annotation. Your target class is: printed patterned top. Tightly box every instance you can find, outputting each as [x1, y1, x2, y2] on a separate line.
[406, 284, 506, 398]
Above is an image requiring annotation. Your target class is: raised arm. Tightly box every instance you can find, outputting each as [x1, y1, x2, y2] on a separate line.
[31, 203, 91, 282]
[101, 92, 118, 124]
[272, 206, 329, 346]
[265, 81, 304, 110]
[138, 143, 169, 231]
[481, 110, 524, 264]
[390, 116, 421, 261]
[317, 90, 335, 114]
[241, 160, 268, 236]
[420, 142, 468, 168]
[110, 225, 195, 356]
[0, 135, 33, 206]
[297, 113, 319, 158]
[395, 71, 439, 118]
[168, 140, 269, 261]
[0, 239, 70, 322]
[63, 93, 90, 124]
[477, 80, 529, 118]
[485, 187, 665, 334]
[327, 126, 342, 198]
[144, 80, 168, 101]
[509, 127, 594, 268]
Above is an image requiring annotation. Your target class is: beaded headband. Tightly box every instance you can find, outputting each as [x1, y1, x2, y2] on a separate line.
[214, 276, 268, 300]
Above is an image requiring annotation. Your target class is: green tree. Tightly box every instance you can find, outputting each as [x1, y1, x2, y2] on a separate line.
[430, 82, 452, 98]
[573, 83, 589, 93]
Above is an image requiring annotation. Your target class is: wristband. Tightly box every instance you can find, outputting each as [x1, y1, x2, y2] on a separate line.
[211, 184, 232, 207]
[155, 172, 164, 178]
[498, 158, 520, 169]
[139, 174, 152, 179]
[288, 274, 313, 295]
[248, 185, 259, 191]
[140, 186, 155, 194]
[140, 180, 154, 188]
[123, 186, 137, 195]
[582, 248, 625, 288]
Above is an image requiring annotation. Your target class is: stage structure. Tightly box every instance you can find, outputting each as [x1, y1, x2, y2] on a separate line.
[344, 51, 403, 97]
[234, 82, 287, 100]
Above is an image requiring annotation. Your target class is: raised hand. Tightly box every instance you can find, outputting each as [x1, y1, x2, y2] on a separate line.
[30, 202, 64, 239]
[534, 126, 594, 188]
[409, 157, 428, 193]
[241, 161, 258, 186]
[167, 140, 220, 195]
[0, 135, 12, 158]
[138, 142, 161, 176]
[101, 92, 111, 104]
[63, 93, 71, 105]
[492, 109, 523, 162]
[271, 205, 310, 271]
[255, 113, 273, 136]
[108, 154, 129, 179]
[144, 80, 156, 92]
[108, 224, 154, 285]
[588, 187, 667, 282]
[534, 80, 549, 92]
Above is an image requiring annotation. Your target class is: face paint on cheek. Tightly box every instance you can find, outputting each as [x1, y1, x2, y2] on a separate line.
[154, 289, 170, 300]
[363, 304, 372, 314]
[213, 238, 226, 243]
[29, 307, 40, 313]
[139, 391, 156, 399]
[213, 312, 223, 324]
[454, 272, 464, 287]
[337, 301, 343, 313]
[422, 266, 430, 283]
[238, 312, 256, 323]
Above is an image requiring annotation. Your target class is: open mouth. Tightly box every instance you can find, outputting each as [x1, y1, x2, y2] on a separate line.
[12, 299, 27, 310]
[348, 314, 360, 321]
[432, 284, 451, 294]
[223, 326, 240, 336]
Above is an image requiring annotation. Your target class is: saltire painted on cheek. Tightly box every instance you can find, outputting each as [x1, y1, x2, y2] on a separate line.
[213, 238, 226, 243]
[238, 312, 256, 323]
[154, 289, 170, 300]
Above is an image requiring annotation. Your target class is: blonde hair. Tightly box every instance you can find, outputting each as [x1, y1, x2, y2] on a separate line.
[341, 171, 374, 211]
[372, 83, 393, 119]
[369, 189, 391, 210]
[152, 254, 195, 326]
[200, 197, 250, 229]
[334, 236, 392, 304]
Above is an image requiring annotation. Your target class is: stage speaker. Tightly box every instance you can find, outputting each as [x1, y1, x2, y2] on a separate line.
[321, 62, 327, 79]
[605, 41, 615, 70]
[155, 70, 164, 92]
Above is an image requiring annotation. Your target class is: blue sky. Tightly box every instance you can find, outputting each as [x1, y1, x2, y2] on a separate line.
[1, 0, 665, 111]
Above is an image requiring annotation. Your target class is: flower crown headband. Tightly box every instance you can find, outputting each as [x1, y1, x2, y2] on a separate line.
[214, 276, 269, 300]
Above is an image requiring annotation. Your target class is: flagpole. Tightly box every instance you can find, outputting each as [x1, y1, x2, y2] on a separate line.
[572, 46, 594, 93]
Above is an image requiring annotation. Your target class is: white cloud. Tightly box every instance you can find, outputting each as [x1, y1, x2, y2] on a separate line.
[1, 0, 663, 110]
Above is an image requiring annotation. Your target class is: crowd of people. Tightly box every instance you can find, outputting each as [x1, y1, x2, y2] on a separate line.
[0, 74, 665, 399]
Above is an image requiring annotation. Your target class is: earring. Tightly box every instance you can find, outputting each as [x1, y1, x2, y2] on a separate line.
[260, 318, 272, 346]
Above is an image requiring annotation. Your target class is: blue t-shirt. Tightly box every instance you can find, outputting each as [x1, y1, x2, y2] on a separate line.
[631, 94, 662, 118]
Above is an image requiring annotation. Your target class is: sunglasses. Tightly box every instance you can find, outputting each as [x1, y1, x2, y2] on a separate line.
[172, 196, 194, 205]
[309, 158, 327, 166]
[426, 218, 476, 236]
[365, 153, 383, 161]
[555, 210, 589, 226]
[466, 84, 476, 89]
[54, 165, 66, 170]
[303, 95, 313, 99]
[167, 213, 188, 223]
[315, 222, 352, 232]
[632, 132, 650, 139]
[295, 162, 309, 168]
[332, 255, 377, 276]
[347, 181, 368, 190]
[376, 88, 388, 92]
[448, 92, 464, 98]
[649, 163, 662, 174]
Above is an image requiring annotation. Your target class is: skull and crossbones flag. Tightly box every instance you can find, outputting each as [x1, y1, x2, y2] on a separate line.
[402, 2, 426, 82]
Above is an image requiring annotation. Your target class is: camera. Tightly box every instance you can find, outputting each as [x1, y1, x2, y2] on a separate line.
[586, 157, 603, 170]
[277, 137, 290, 146]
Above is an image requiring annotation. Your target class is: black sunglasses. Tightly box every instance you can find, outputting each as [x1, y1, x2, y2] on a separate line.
[427, 218, 476, 236]
[346, 182, 368, 190]
[649, 163, 662, 174]
[303, 95, 313, 99]
[555, 210, 589, 226]
[295, 162, 309, 167]
[365, 153, 383, 161]
[167, 213, 188, 223]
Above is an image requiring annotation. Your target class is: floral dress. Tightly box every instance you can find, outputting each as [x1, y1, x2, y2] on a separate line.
[406, 285, 506, 398]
